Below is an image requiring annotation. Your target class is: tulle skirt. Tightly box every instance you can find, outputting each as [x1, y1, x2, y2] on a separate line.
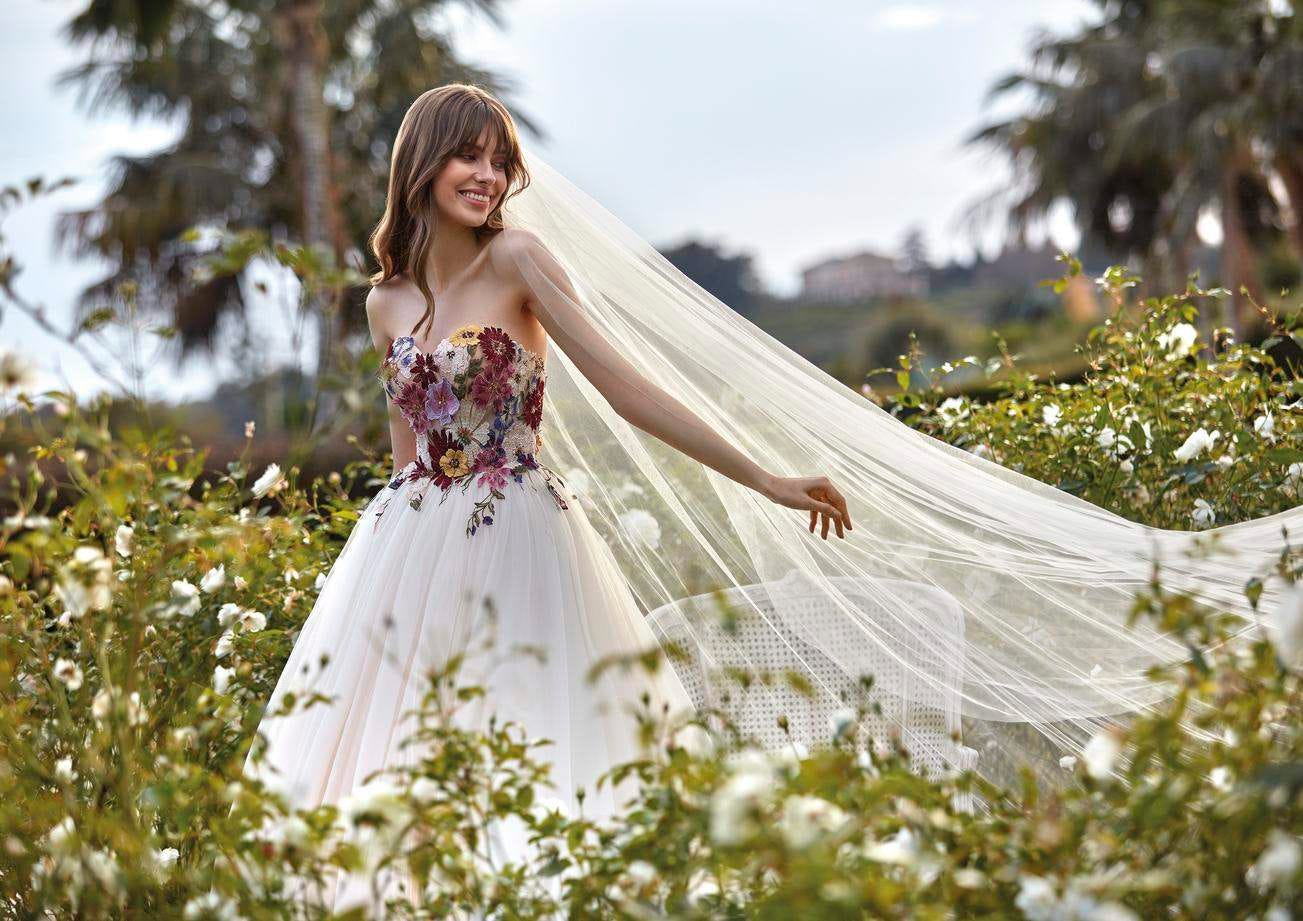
[241, 469, 695, 914]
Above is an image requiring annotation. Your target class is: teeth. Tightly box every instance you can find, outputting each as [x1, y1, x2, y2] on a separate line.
[461, 191, 489, 202]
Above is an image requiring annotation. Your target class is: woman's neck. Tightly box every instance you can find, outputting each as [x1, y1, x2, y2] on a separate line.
[424, 221, 484, 292]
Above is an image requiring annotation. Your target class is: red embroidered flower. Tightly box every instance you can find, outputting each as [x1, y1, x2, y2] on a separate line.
[478, 326, 516, 368]
[471, 445, 511, 490]
[393, 379, 431, 434]
[469, 364, 513, 411]
[521, 377, 545, 430]
[426, 429, 458, 489]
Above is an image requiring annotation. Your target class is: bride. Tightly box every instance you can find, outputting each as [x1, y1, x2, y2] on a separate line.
[245, 82, 1291, 911]
[242, 83, 850, 909]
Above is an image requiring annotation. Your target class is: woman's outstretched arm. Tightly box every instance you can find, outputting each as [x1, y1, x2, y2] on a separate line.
[493, 227, 852, 539]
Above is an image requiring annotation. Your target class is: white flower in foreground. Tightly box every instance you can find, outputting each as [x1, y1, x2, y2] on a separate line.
[936, 396, 970, 429]
[618, 508, 661, 550]
[1156, 321, 1197, 359]
[1042, 404, 1063, 427]
[153, 847, 180, 869]
[238, 608, 267, 632]
[1059, 755, 1077, 771]
[199, 564, 226, 594]
[1082, 731, 1121, 779]
[1173, 427, 1220, 462]
[1014, 874, 1058, 921]
[233, 575, 248, 591]
[213, 664, 236, 695]
[169, 580, 201, 618]
[45, 815, 77, 856]
[1284, 462, 1303, 498]
[251, 462, 285, 499]
[670, 723, 716, 759]
[54, 545, 113, 622]
[1247, 830, 1302, 892]
[778, 795, 849, 850]
[1265, 580, 1303, 666]
[0, 348, 40, 394]
[1209, 766, 1232, 791]
[334, 777, 412, 873]
[92, 688, 112, 722]
[624, 860, 658, 887]
[183, 891, 241, 920]
[214, 629, 236, 659]
[217, 602, 243, 628]
[828, 706, 858, 740]
[114, 524, 134, 558]
[863, 826, 921, 866]
[52, 657, 84, 691]
[709, 767, 776, 846]
[1255, 412, 1277, 442]
[54, 756, 75, 783]
[1191, 498, 1216, 529]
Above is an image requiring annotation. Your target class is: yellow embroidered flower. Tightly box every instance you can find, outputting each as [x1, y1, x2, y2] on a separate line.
[439, 448, 470, 478]
[448, 324, 483, 347]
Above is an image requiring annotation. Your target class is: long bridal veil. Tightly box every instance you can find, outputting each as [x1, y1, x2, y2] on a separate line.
[499, 144, 1290, 791]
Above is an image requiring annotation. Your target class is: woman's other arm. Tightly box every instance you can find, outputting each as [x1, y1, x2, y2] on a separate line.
[365, 286, 419, 471]
[493, 228, 851, 539]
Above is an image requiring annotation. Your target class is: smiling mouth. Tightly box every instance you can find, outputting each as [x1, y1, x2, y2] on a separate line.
[459, 190, 491, 207]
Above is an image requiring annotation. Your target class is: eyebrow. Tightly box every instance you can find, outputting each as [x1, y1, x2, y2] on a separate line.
[461, 140, 508, 155]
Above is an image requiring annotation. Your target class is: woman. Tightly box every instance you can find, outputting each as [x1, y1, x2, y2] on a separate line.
[243, 83, 852, 911]
[248, 81, 1289, 913]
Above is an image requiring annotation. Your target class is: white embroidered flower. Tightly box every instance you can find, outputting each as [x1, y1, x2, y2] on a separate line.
[251, 463, 285, 498]
[433, 344, 470, 379]
[1173, 427, 1220, 462]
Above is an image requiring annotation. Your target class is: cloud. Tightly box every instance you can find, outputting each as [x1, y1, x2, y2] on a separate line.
[870, 4, 978, 31]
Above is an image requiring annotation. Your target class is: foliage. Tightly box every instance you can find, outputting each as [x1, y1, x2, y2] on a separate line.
[0, 262, 1301, 918]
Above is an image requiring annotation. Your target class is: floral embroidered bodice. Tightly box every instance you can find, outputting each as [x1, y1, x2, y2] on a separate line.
[373, 322, 569, 536]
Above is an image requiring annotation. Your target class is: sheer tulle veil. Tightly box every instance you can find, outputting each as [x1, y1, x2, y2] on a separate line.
[499, 144, 1291, 790]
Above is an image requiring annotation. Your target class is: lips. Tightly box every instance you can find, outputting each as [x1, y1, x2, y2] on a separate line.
[459, 189, 491, 208]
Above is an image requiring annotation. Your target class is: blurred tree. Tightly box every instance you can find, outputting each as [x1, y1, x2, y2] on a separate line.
[964, 0, 1302, 338]
[898, 224, 930, 275]
[52, 0, 543, 424]
[659, 238, 763, 317]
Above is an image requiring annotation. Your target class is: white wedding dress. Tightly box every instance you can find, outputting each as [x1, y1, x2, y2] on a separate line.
[242, 320, 695, 912]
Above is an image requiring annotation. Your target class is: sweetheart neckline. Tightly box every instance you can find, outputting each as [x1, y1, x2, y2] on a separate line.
[391, 322, 547, 367]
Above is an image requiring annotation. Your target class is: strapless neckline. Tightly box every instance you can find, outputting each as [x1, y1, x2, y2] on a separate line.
[396, 321, 546, 367]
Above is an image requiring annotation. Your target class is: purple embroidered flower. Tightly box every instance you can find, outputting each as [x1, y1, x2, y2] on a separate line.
[389, 336, 420, 376]
[424, 378, 459, 427]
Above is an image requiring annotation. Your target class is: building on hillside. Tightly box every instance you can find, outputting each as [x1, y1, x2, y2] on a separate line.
[799, 250, 928, 303]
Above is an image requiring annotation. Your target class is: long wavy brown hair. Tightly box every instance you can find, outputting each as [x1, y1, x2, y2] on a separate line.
[368, 83, 531, 340]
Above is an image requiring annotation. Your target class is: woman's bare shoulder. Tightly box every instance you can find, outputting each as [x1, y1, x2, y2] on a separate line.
[366, 276, 415, 348]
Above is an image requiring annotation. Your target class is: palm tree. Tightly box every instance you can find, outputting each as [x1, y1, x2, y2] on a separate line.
[965, 0, 1299, 338]
[53, 0, 543, 416]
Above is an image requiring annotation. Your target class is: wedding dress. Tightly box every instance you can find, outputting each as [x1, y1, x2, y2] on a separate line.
[242, 142, 1300, 912]
[242, 322, 697, 912]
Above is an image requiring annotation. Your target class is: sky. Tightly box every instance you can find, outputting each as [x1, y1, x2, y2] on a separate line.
[1, 0, 1099, 403]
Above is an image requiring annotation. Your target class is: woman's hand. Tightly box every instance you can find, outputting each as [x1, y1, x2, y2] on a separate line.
[762, 473, 853, 540]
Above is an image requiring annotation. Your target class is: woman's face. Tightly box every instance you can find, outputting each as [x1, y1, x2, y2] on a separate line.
[432, 127, 508, 228]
